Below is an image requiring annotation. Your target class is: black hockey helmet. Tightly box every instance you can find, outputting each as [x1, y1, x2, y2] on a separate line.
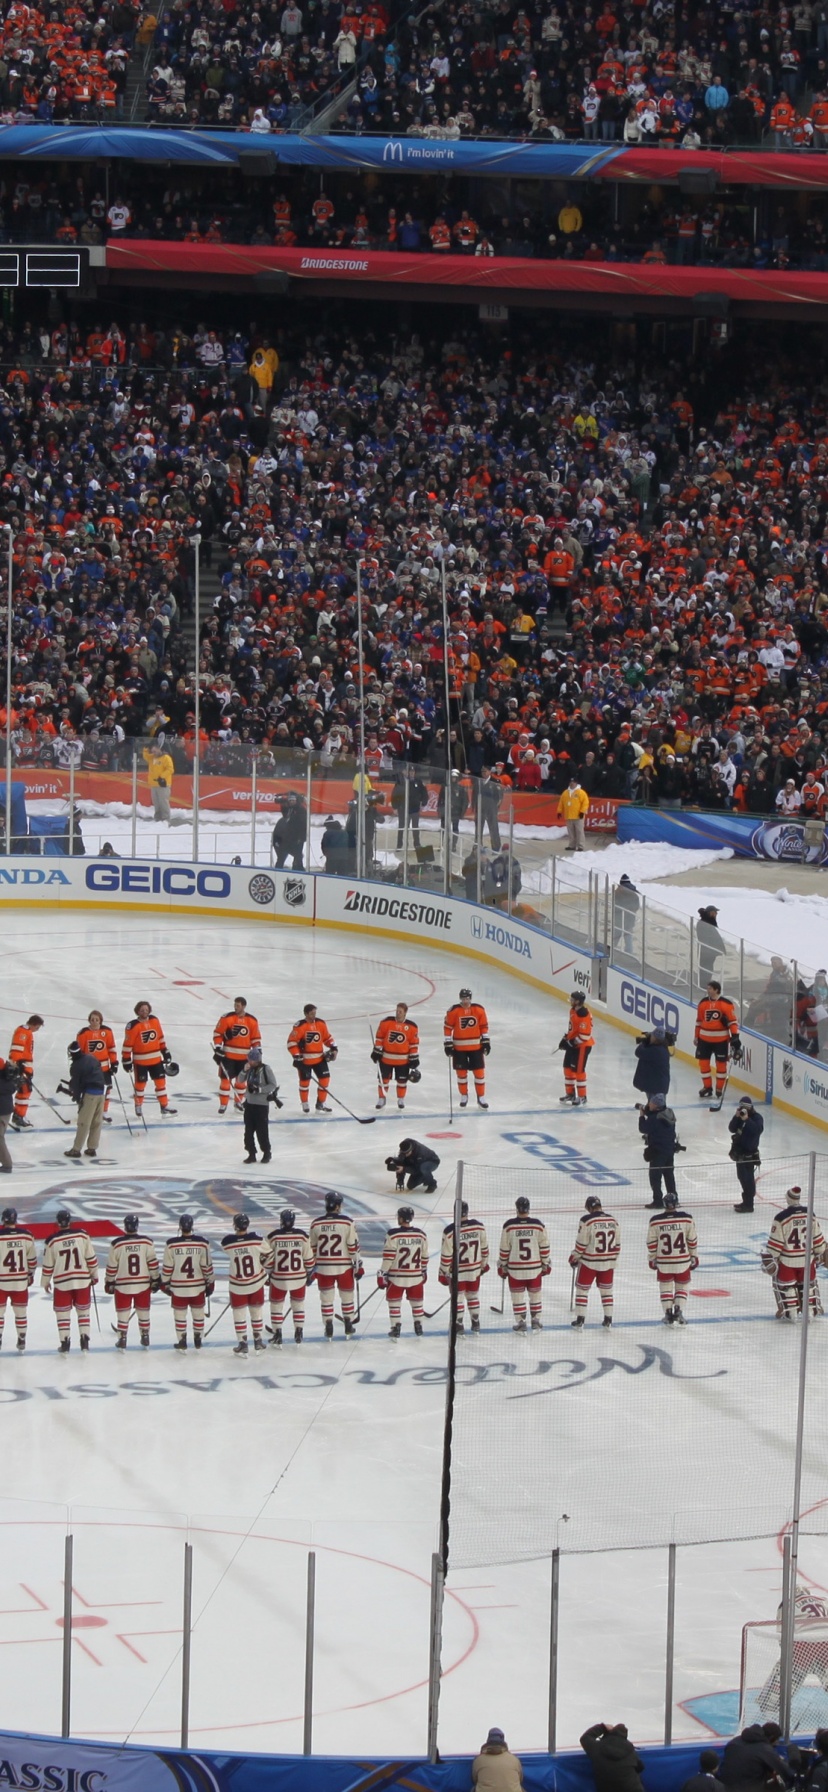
[459, 987, 473, 1002]
[165, 1061, 180, 1077]
[1, 1207, 17, 1226]
[663, 1191, 680, 1209]
[179, 1214, 194, 1234]
[234, 1213, 249, 1233]
[585, 1196, 603, 1213]
[123, 1214, 139, 1234]
[324, 1191, 342, 1213]
[280, 1209, 296, 1230]
[460, 1201, 468, 1218]
[56, 1208, 72, 1228]
[398, 1206, 414, 1225]
[68, 1040, 81, 1056]
[515, 1196, 530, 1214]
[570, 989, 585, 1003]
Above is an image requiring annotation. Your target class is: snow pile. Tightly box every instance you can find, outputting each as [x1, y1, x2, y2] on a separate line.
[541, 841, 734, 886]
[638, 882, 828, 976]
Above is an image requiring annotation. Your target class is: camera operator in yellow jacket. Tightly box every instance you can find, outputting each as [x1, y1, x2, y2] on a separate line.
[143, 742, 175, 823]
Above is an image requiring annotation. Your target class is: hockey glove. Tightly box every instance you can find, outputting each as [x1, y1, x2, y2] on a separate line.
[151, 1277, 162, 1293]
[306, 1269, 316, 1284]
[409, 1057, 420, 1071]
[326, 1047, 338, 1061]
[162, 1049, 172, 1065]
[482, 1039, 491, 1056]
[205, 1281, 215, 1298]
[104, 1280, 115, 1295]
[694, 1041, 705, 1060]
[438, 1273, 449, 1286]
[213, 1050, 224, 1065]
[160, 1283, 172, 1298]
[558, 1036, 569, 1052]
[356, 1262, 365, 1280]
[498, 1265, 508, 1279]
[761, 1251, 776, 1276]
[569, 1254, 579, 1268]
[730, 1036, 744, 1063]
[377, 1273, 387, 1289]
[444, 1042, 454, 1057]
[690, 1257, 699, 1270]
[370, 1050, 382, 1064]
[122, 1058, 131, 1074]
[542, 1264, 551, 1276]
[648, 1260, 657, 1271]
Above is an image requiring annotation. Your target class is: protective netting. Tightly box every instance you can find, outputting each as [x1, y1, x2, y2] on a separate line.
[740, 1622, 828, 1731]
[442, 1154, 828, 1570]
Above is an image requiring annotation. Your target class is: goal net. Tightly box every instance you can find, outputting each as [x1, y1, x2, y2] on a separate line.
[740, 1620, 828, 1731]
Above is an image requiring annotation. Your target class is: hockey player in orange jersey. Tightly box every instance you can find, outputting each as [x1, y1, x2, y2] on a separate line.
[75, 1010, 118, 1122]
[9, 1014, 43, 1129]
[122, 1002, 177, 1117]
[560, 990, 594, 1105]
[372, 1002, 420, 1110]
[212, 996, 262, 1115]
[287, 1004, 337, 1113]
[694, 979, 741, 1099]
[444, 987, 490, 1109]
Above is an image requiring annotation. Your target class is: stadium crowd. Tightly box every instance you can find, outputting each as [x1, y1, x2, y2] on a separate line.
[8, 164, 828, 272]
[0, 308, 827, 830]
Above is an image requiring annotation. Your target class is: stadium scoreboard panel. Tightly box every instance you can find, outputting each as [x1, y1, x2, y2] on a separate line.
[0, 249, 86, 288]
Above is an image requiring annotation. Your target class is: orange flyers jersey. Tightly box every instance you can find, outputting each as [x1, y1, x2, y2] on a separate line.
[439, 1217, 489, 1283]
[767, 1205, 827, 1269]
[76, 1024, 117, 1070]
[0, 1224, 37, 1291]
[105, 1234, 160, 1293]
[444, 1002, 489, 1051]
[9, 1024, 35, 1068]
[694, 997, 738, 1045]
[572, 1211, 620, 1269]
[123, 1016, 166, 1067]
[498, 1215, 550, 1281]
[162, 1236, 213, 1296]
[308, 1214, 358, 1273]
[213, 1012, 262, 1063]
[646, 1209, 698, 1273]
[382, 1223, 428, 1287]
[267, 1227, 315, 1288]
[375, 1016, 419, 1065]
[566, 1005, 594, 1047]
[288, 1017, 335, 1066]
[221, 1232, 272, 1295]
[41, 1226, 98, 1293]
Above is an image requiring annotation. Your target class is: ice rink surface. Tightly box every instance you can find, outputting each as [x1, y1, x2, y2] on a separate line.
[1, 910, 828, 1757]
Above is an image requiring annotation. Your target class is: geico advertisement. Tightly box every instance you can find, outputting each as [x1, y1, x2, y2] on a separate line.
[0, 859, 317, 918]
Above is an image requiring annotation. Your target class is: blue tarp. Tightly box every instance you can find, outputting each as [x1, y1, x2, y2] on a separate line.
[0, 778, 28, 836]
[617, 803, 828, 865]
[0, 123, 623, 174]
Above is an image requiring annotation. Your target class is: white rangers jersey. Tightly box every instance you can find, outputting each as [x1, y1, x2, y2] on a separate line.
[105, 1233, 160, 1294]
[571, 1210, 621, 1270]
[0, 1224, 37, 1292]
[498, 1215, 550, 1282]
[647, 1208, 698, 1274]
[41, 1226, 98, 1293]
[439, 1217, 489, 1285]
[267, 1227, 315, 1289]
[162, 1235, 214, 1297]
[221, 1231, 272, 1295]
[308, 1213, 359, 1275]
[382, 1222, 429, 1288]
[767, 1204, 827, 1270]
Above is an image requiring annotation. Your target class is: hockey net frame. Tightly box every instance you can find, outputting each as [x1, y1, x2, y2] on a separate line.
[739, 1620, 828, 1731]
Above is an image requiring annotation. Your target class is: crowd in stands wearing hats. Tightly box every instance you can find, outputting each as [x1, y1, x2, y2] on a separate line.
[2, 311, 828, 843]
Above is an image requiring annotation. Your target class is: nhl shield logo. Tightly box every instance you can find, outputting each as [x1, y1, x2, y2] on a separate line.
[782, 1058, 793, 1090]
[283, 877, 307, 908]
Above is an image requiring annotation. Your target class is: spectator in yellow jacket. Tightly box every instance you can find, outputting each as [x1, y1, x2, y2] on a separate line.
[143, 743, 175, 822]
[559, 776, 590, 852]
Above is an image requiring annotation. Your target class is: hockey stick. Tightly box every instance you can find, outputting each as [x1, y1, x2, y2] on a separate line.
[490, 1276, 506, 1315]
[570, 1264, 576, 1312]
[112, 1073, 135, 1138]
[425, 1295, 450, 1319]
[125, 1072, 149, 1133]
[709, 1069, 731, 1113]
[335, 1282, 382, 1326]
[311, 1071, 376, 1124]
[92, 1288, 101, 1333]
[34, 1081, 72, 1126]
[203, 1298, 231, 1339]
[447, 1053, 454, 1124]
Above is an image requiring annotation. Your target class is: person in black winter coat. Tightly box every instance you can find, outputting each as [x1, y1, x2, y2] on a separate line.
[612, 874, 640, 957]
[633, 1028, 674, 1098]
[718, 1726, 795, 1792]
[697, 905, 726, 989]
[580, 1722, 645, 1792]
[0, 1057, 21, 1171]
[271, 793, 308, 869]
[639, 1093, 678, 1208]
[385, 1137, 440, 1193]
[729, 1098, 764, 1213]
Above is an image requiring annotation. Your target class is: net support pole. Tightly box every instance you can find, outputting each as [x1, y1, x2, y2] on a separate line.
[68, 756, 75, 856]
[303, 1550, 316, 1755]
[181, 1540, 193, 1749]
[427, 1549, 444, 1763]
[641, 896, 647, 981]
[305, 757, 312, 873]
[476, 786, 482, 906]
[250, 753, 257, 867]
[781, 1149, 817, 1738]
[403, 773, 409, 879]
[664, 1542, 676, 1745]
[130, 747, 137, 858]
[61, 1532, 73, 1739]
[507, 801, 515, 917]
[780, 1531, 793, 1738]
[356, 559, 365, 881]
[547, 1547, 560, 1754]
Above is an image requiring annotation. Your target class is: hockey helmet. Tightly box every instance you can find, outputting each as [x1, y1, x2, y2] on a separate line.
[56, 1208, 72, 1228]
[408, 1066, 421, 1083]
[585, 1196, 603, 1213]
[233, 1213, 250, 1233]
[324, 1191, 342, 1213]
[165, 1060, 180, 1077]
[1, 1207, 17, 1227]
[123, 1214, 139, 1234]
[515, 1196, 530, 1215]
[179, 1214, 194, 1235]
[280, 1209, 296, 1230]
[459, 987, 473, 1002]
[663, 1191, 680, 1209]
[460, 1200, 468, 1218]
[397, 1206, 414, 1226]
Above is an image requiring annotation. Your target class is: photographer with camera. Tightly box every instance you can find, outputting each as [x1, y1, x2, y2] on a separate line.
[385, 1138, 440, 1194]
[242, 1045, 282, 1165]
[0, 1056, 23, 1171]
[638, 1093, 683, 1210]
[728, 1096, 764, 1213]
[632, 1026, 674, 1100]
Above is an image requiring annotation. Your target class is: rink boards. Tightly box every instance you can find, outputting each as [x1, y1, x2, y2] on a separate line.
[0, 856, 822, 1132]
